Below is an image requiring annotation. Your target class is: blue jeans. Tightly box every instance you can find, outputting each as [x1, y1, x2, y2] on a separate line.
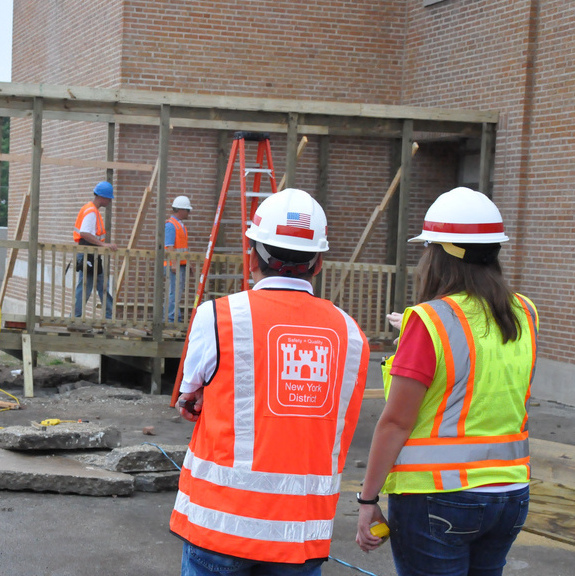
[388, 486, 529, 576]
[74, 255, 114, 319]
[165, 265, 186, 322]
[181, 542, 324, 576]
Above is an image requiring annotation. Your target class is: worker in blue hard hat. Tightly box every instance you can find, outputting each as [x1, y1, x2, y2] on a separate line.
[72, 181, 118, 320]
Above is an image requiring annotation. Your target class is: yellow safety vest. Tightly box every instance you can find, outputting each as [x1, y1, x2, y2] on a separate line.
[384, 292, 538, 494]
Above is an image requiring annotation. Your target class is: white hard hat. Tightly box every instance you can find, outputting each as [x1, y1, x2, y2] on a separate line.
[245, 188, 329, 252]
[409, 187, 509, 244]
[172, 196, 193, 210]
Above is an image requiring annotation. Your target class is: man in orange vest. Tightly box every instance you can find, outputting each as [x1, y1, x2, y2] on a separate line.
[170, 188, 370, 575]
[164, 195, 193, 322]
[73, 181, 118, 319]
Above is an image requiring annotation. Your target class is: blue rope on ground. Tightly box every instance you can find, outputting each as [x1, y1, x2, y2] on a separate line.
[145, 443, 380, 576]
[328, 556, 380, 576]
[142, 442, 182, 471]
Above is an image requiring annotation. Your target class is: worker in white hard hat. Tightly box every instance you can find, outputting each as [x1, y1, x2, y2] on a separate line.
[356, 187, 539, 575]
[170, 188, 370, 575]
[164, 196, 193, 323]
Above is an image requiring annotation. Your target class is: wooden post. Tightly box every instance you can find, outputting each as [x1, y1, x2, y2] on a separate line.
[479, 122, 495, 197]
[22, 333, 34, 398]
[105, 122, 115, 239]
[317, 135, 330, 207]
[285, 112, 298, 189]
[26, 97, 43, 333]
[393, 120, 414, 314]
[151, 104, 171, 394]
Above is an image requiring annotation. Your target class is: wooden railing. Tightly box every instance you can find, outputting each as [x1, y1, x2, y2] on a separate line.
[2, 241, 416, 340]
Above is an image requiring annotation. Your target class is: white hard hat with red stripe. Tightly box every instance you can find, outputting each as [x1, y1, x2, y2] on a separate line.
[246, 188, 329, 252]
[409, 187, 509, 244]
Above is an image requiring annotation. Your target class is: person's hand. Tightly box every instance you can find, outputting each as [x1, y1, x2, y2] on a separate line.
[387, 312, 403, 330]
[356, 504, 388, 552]
[105, 242, 118, 252]
[177, 389, 204, 422]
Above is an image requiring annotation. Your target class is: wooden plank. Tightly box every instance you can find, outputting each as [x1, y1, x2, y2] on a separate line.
[332, 141, 419, 301]
[0, 152, 154, 172]
[0, 81, 500, 124]
[363, 389, 385, 399]
[115, 158, 160, 295]
[0, 186, 31, 306]
[524, 479, 575, 545]
[22, 333, 34, 398]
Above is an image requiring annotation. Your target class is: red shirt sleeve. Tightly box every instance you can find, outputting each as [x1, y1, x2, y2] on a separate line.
[390, 313, 436, 388]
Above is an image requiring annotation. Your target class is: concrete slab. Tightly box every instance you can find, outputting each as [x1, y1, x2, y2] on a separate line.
[0, 448, 134, 496]
[0, 422, 121, 450]
[105, 443, 186, 473]
[134, 471, 181, 492]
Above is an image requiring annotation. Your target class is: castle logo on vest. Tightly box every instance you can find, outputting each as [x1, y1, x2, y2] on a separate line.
[267, 325, 340, 417]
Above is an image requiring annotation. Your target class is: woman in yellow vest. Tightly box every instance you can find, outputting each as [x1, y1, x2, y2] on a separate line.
[356, 188, 539, 576]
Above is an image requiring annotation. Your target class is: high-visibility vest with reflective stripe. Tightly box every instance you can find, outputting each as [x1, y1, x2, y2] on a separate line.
[170, 288, 369, 563]
[73, 202, 105, 243]
[164, 216, 188, 266]
[384, 292, 538, 494]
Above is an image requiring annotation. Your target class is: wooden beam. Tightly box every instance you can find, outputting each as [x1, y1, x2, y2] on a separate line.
[332, 142, 419, 301]
[26, 98, 43, 332]
[0, 152, 154, 172]
[0, 81, 500, 124]
[278, 136, 308, 191]
[284, 113, 299, 189]
[151, 104, 171, 379]
[479, 122, 495, 196]
[393, 121, 415, 313]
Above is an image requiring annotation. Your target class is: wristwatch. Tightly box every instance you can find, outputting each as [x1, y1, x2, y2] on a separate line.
[356, 492, 379, 505]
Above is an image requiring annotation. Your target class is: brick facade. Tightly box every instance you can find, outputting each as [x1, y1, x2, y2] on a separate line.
[7, 0, 575, 371]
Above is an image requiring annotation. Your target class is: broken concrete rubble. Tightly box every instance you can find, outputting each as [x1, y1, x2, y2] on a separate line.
[105, 443, 186, 473]
[0, 422, 121, 450]
[0, 448, 134, 496]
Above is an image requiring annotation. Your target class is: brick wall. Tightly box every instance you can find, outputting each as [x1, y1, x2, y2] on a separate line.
[8, 0, 575, 366]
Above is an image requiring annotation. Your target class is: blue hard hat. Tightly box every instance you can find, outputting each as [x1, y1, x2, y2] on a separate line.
[94, 181, 114, 199]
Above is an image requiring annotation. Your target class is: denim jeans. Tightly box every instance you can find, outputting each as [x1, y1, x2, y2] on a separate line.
[388, 486, 529, 576]
[165, 265, 186, 322]
[74, 255, 114, 319]
[181, 542, 324, 576]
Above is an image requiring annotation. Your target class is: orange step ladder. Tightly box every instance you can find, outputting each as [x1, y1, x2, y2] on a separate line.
[170, 131, 277, 405]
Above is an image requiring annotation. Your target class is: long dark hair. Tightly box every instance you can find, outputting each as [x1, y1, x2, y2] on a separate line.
[416, 244, 522, 343]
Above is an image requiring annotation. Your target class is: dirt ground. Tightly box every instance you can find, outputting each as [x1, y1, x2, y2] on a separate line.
[1, 352, 574, 576]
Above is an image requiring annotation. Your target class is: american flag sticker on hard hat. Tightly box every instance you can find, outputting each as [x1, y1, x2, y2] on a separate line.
[277, 212, 314, 239]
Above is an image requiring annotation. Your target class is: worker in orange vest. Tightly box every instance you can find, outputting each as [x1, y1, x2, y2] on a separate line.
[73, 181, 118, 319]
[164, 195, 193, 322]
[170, 188, 370, 575]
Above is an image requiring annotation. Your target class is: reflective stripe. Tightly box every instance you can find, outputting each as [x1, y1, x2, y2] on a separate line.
[395, 437, 529, 466]
[332, 307, 364, 475]
[183, 450, 341, 495]
[422, 300, 471, 438]
[229, 292, 256, 468]
[173, 491, 333, 542]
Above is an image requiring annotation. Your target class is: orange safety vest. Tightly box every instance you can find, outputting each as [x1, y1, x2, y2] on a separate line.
[73, 202, 105, 243]
[170, 288, 370, 563]
[164, 216, 188, 267]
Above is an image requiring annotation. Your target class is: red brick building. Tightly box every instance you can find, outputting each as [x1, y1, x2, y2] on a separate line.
[6, 0, 574, 401]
